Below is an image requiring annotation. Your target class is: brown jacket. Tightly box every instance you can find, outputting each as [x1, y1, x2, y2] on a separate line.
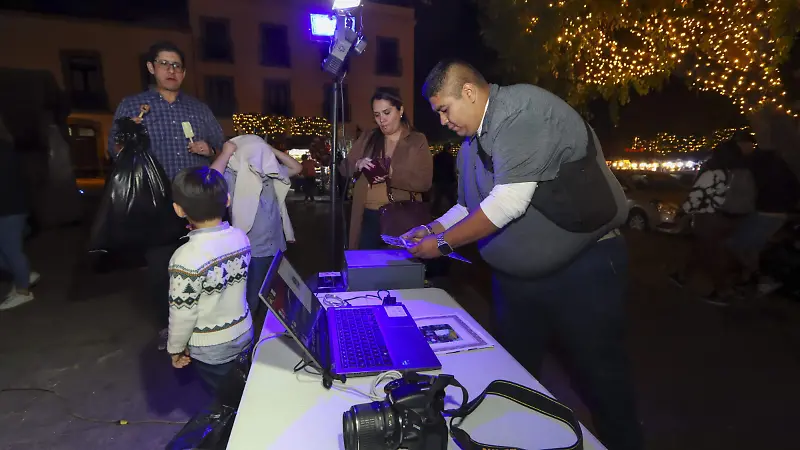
[343, 127, 432, 249]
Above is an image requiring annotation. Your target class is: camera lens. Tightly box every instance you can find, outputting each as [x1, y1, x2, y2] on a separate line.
[342, 401, 397, 450]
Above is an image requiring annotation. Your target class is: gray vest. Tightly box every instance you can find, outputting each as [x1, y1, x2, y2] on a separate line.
[457, 84, 628, 278]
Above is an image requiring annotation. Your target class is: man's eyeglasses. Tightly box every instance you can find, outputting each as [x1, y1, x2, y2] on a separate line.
[153, 60, 185, 72]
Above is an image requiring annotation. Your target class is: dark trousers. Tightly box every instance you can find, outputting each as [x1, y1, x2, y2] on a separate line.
[144, 240, 183, 329]
[681, 213, 738, 292]
[492, 236, 643, 450]
[303, 177, 316, 200]
[246, 256, 274, 325]
[359, 209, 383, 250]
[193, 358, 237, 393]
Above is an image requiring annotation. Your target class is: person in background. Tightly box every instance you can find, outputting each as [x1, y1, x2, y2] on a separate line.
[300, 154, 318, 202]
[727, 131, 800, 295]
[167, 167, 253, 392]
[0, 114, 40, 310]
[670, 140, 747, 305]
[343, 90, 433, 250]
[210, 139, 302, 320]
[403, 60, 640, 450]
[108, 41, 225, 349]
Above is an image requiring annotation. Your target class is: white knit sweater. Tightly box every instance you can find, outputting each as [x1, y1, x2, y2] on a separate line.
[167, 223, 253, 357]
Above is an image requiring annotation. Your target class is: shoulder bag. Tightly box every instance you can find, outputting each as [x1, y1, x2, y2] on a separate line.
[379, 177, 432, 237]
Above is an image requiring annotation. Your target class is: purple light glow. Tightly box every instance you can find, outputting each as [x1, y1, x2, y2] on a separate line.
[310, 14, 336, 37]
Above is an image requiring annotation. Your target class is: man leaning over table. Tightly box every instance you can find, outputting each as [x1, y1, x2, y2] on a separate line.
[402, 59, 642, 450]
[107, 41, 225, 350]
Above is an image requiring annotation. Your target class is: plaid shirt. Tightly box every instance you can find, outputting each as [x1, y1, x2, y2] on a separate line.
[108, 90, 225, 179]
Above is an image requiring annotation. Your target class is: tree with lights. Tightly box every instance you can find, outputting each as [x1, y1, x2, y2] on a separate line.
[478, 0, 800, 164]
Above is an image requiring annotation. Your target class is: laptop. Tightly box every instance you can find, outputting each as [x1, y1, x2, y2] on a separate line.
[258, 251, 442, 378]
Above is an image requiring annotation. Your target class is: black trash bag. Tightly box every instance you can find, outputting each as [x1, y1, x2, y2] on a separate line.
[166, 351, 252, 450]
[88, 117, 185, 253]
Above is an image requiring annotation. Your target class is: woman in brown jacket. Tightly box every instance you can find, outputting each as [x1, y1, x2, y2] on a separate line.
[343, 90, 433, 250]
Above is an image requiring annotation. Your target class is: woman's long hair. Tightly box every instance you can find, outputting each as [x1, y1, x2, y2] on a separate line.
[701, 139, 745, 176]
[365, 90, 410, 159]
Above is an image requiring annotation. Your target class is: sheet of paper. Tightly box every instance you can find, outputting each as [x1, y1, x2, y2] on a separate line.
[384, 306, 407, 317]
[415, 314, 494, 354]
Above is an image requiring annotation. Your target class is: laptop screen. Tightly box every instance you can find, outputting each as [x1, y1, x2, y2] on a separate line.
[259, 252, 329, 369]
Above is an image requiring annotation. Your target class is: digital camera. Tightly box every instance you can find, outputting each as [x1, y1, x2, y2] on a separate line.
[342, 373, 449, 450]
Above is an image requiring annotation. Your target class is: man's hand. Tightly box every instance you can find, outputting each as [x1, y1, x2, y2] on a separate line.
[408, 235, 441, 259]
[130, 117, 143, 124]
[188, 140, 213, 156]
[401, 225, 432, 245]
[171, 350, 191, 369]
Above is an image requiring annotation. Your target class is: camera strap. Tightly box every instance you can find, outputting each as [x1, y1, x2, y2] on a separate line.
[446, 379, 584, 450]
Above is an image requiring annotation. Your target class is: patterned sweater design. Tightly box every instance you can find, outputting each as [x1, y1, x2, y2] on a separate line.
[167, 223, 253, 357]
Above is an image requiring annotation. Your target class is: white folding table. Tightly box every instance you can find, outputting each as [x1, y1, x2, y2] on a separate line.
[227, 288, 606, 450]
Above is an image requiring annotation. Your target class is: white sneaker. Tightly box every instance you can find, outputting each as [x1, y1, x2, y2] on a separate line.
[4, 272, 40, 297]
[29, 272, 41, 287]
[0, 291, 34, 310]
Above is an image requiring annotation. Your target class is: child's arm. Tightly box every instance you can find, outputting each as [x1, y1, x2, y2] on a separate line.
[269, 144, 302, 177]
[210, 141, 237, 174]
[166, 259, 203, 356]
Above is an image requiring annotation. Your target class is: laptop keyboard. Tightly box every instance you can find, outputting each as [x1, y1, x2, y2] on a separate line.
[335, 308, 393, 370]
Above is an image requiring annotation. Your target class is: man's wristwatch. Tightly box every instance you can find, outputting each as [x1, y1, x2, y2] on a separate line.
[436, 234, 454, 256]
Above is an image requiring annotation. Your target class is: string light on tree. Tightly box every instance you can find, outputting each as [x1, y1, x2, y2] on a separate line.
[513, 0, 797, 117]
[627, 126, 750, 154]
[232, 114, 332, 138]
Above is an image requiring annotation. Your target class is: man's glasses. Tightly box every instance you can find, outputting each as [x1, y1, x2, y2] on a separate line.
[153, 60, 185, 72]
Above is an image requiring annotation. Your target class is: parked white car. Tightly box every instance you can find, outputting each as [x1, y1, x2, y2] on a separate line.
[614, 171, 695, 234]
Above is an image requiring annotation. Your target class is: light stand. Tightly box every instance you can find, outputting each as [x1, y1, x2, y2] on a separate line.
[329, 79, 340, 269]
[320, 4, 366, 270]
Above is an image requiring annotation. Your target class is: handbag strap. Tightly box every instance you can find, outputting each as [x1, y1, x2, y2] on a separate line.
[384, 175, 419, 204]
[447, 379, 584, 450]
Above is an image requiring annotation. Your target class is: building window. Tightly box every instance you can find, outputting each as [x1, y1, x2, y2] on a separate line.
[260, 24, 291, 67]
[201, 18, 234, 62]
[377, 86, 401, 98]
[205, 76, 236, 117]
[263, 80, 292, 117]
[323, 83, 351, 122]
[139, 53, 155, 91]
[61, 50, 108, 111]
[375, 37, 401, 76]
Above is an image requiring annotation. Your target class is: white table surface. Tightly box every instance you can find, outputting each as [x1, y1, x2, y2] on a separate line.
[227, 288, 606, 450]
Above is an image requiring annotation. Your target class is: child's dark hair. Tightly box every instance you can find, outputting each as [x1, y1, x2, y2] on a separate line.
[172, 166, 228, 222]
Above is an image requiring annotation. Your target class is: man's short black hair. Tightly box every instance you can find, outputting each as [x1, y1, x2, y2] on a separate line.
[422, 58, 488, 99]
[148, 41, 185, 65]
[172, 166, 228, 222]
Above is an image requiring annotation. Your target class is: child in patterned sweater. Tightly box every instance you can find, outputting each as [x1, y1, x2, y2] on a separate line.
[167, 166, 253, 391]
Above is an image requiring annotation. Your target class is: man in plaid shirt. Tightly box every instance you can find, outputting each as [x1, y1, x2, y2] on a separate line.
[107, 41, 225, 349]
